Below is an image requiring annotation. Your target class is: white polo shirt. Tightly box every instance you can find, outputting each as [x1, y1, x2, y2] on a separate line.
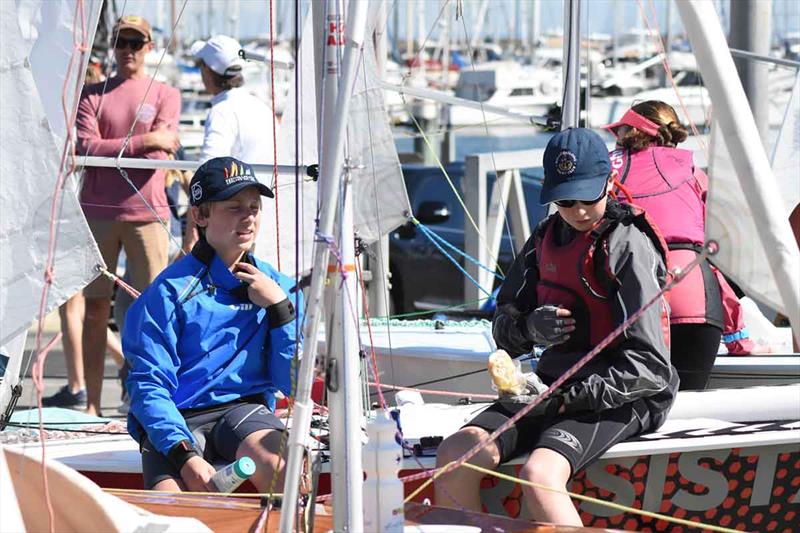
[200, 88, 275, 164]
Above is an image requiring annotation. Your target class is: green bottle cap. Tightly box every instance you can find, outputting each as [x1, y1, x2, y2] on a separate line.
[234, 456, 256, 479]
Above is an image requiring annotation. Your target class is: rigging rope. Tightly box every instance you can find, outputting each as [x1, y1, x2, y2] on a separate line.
[395, 0, 509, 277]
[413, 221, 492, 298]
[269, 0, 281, 272]
[360, 41, 399, 397]
[401, 96, 506, 278]
[356, 261, 388, 410]
[262, 3, 306, 528]
[414, 219, 505, 281]
[456, 9, 520, 263]
[30, 2, 92, 529]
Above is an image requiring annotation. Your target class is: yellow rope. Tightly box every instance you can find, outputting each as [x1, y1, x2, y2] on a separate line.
[403, 102, 505, 276]
[459, 463, 741, 533]
[402, 461, 449, 504]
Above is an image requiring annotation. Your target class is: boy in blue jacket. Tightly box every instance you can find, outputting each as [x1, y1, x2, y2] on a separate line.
[123, 156, 303, 492]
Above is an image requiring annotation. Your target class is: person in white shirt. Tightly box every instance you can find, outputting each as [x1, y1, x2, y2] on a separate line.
[185, 35, 276, 252]
[191, 35, 275, 165]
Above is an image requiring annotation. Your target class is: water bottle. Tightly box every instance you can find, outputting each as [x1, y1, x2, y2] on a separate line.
[210, 456, 256, 494]
[363, 409, 404, 532]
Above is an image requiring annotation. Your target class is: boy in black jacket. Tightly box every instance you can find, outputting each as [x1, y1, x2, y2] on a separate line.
[435, 128, 678, 525]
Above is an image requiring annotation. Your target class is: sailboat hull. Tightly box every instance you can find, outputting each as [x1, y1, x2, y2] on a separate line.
[5, 384, 799, 532]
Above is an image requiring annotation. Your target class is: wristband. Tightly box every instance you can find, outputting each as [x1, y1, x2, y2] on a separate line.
[267, 298, 295, 328]
[167, 439, 199, 471]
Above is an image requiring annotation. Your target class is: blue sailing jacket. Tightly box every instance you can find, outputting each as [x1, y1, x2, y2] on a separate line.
[122, 248, 303, 456]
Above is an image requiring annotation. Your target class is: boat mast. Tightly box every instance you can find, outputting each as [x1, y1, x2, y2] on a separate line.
[279, 1, 370, 531]
[729, 0, 772, 143]
[561, 0, 581, 129]
[531, 0, 541, 55]
[675, 0, 800, 345]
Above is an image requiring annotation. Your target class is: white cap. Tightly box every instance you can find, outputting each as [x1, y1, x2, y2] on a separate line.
[191, 35, 244, 75]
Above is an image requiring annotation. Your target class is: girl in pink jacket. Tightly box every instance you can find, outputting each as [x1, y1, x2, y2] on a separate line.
[603, 101, 757, 390]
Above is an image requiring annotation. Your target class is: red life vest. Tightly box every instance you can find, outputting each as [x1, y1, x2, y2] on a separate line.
[534, 204, 671, 352]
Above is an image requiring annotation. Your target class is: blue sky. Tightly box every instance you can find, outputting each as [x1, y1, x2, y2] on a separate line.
[124, 0, 800, 45]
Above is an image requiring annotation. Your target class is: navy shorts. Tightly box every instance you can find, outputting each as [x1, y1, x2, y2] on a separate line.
[463, 400, 645, 477]
[140, 401, 284, 489]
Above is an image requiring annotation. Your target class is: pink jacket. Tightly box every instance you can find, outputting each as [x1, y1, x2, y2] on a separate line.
[610, 146, 754, 354]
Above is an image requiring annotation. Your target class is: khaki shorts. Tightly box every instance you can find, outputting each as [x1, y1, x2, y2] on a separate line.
[84, 219, 169, 299]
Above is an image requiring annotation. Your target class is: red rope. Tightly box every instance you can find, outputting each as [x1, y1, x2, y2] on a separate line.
[612, 177, 635, 204]
[269, 0, 281, 271]
[102, 269, 142, 299]
[355, 260, 388, 410]
[30, 1, 90, 530]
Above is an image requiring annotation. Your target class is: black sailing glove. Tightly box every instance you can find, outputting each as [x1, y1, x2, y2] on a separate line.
[524, 305, 576, 346]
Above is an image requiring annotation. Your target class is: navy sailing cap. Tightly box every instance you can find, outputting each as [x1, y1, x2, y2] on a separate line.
[540, 128, 611, 205]
[189, 156, 273, 206]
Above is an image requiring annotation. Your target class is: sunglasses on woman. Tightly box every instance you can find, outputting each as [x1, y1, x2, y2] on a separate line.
[554, 185, 608, 208]
[114, 37, 149, 51]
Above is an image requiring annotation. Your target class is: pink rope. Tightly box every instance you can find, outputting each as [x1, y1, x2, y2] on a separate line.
[355, 261, 388, 410]
[104, 270, 142, 299]
[29, 2, 89, 530]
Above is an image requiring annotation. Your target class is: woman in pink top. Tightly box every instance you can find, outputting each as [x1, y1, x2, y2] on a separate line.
[603, 101, 757, 390]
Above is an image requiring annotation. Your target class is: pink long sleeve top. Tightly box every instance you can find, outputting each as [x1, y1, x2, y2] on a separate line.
[76, 76, 181, 222]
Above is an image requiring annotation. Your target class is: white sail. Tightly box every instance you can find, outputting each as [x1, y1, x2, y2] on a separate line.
[0, 2, 104, 346]
[770, 72, 800, 204]
[255, 5, 410, 276]
[706, 72, 800, 313]
[348, 9, 411, 244]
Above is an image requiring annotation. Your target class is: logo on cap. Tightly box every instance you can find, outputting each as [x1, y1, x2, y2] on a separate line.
[223, 160, 255, 185]
[555, 150, 577, 176]
[191, 182, 203, 203]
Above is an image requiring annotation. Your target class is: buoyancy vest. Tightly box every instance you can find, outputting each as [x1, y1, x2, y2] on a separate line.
[534, 202, 671, 353]
[609, 147, 723, 328]
[609, 146, 705, 244]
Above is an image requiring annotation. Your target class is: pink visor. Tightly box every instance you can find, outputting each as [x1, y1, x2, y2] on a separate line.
[602, 109, 660, 138]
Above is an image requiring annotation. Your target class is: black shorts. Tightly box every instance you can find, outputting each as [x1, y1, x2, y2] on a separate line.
[140, 402, 284, 489]
[463, 400, 645, 477]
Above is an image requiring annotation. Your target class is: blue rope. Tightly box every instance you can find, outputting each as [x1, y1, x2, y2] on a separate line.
[412, 221, 493, 297]
[414, 220, 505, 281]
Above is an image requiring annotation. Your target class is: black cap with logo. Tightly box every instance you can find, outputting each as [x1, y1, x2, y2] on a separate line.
[189, 156, 273, 206]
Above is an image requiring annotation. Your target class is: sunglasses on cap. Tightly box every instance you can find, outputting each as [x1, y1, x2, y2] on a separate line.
[553, 184, 608, 208]
[114, 37, 149, 51]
